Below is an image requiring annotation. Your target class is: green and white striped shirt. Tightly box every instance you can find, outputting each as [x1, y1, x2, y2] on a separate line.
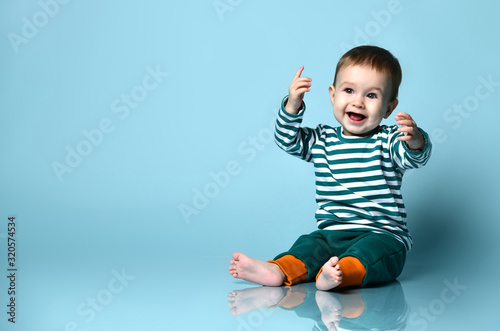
[275, 97, 432, 250]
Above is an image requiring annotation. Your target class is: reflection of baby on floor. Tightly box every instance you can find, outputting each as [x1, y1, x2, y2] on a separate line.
[228, 281, 408, 331]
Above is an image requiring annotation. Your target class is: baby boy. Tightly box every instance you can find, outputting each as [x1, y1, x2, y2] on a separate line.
[229, 46, 432, 290]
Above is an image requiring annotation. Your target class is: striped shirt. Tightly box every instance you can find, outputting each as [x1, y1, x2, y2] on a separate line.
[275, 97, 432, 250]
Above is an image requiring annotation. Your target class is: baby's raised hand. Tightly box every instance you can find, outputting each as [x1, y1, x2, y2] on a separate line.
[285, 66, 312, 115]
[395, 112, 425, 151]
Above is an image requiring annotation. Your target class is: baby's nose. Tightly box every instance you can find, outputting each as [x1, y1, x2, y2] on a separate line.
[351, 98, 364, 108]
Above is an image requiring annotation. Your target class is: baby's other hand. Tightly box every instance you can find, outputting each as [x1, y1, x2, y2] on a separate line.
[285, 66, 311, 115]
[395, 112, 425, 151]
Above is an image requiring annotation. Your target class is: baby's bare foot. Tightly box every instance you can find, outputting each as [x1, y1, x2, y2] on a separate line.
[316, 257, 342, 291]
[229, 252, 285, 286]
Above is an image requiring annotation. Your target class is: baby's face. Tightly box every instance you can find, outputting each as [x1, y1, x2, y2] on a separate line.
[330, 65, 397, 137]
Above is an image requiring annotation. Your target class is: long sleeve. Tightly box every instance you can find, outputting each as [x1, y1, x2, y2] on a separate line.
[388, 127, 432, 171]
[274, 96, 322, 163]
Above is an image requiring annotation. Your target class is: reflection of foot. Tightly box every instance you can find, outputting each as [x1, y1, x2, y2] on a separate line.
[316, 257, 342, 291]
[227, 287, 286, 315]
[229, 252, 285, 286]
[315, 291, 342, 331]
[336, 290, 366, 319]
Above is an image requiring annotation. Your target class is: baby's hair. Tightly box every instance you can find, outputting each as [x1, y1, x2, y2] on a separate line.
[333, 45, 402, 101]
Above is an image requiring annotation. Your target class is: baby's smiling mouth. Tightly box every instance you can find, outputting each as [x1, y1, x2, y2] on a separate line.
[347, 112, 366, 121]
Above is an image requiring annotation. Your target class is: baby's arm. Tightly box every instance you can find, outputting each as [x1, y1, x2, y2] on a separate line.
[284, 66, 312, 115]
[395, 112, 426, 151]
[275, 66, 319, 163]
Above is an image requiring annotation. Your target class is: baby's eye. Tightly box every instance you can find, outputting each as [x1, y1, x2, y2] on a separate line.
[344, 88, 353, 94]
[367, 93, 377, 99]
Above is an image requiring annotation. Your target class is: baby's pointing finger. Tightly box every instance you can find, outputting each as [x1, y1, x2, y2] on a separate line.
[294, 66, 305, 79]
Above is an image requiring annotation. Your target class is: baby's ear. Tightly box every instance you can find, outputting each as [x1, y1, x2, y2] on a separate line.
[384, 99, 399, 118]
[329, 85, 336, 105]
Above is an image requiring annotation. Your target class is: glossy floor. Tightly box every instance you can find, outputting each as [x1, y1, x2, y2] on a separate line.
[14, 249, 500, 331]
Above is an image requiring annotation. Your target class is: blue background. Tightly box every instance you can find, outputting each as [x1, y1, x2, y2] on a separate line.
[1, 0, 499, 330]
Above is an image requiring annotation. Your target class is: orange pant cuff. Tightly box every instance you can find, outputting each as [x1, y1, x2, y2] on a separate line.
[268, 255, 308, 286]
[315, 257, 366, 289]
[337, 256, 366, 289]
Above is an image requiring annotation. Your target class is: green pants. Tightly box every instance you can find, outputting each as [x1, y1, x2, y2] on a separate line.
[274, 230, 406, 287]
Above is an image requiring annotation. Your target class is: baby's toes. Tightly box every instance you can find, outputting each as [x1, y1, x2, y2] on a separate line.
[330, 256, 339, 265]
